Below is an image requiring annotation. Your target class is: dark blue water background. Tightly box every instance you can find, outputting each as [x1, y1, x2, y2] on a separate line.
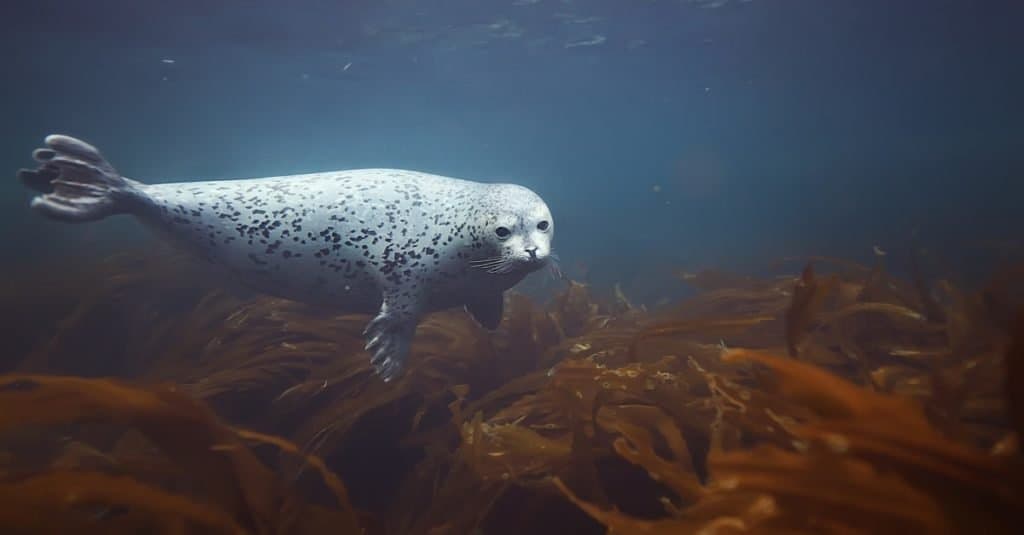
[1, 0, 1021, 302]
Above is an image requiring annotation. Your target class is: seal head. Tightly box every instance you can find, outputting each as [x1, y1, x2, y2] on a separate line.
[469, 184, 554, 278]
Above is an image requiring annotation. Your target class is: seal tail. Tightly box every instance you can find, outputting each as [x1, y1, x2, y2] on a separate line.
[17, 135, 147, 222]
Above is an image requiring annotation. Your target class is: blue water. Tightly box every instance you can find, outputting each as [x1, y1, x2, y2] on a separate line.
[2, 0, 1022, 299]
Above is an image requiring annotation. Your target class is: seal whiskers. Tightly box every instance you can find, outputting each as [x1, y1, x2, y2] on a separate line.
[470, 255, 517, 274]
[547, 252, 565, 281]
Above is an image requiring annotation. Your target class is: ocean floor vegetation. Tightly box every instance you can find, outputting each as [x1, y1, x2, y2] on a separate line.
[0, 246, 1021, 534]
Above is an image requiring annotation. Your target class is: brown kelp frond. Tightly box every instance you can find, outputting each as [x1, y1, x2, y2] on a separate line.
[12, 247, 227, 376]
[720, 348, 936, 429]
[4, 245, 1021, 533]
[630, 315, 777, 360]
[554, 345, 1020, 534]
[1007, 309, 1024, 438]
[0, 373, 360, 534]
[0, 471, 247, 534]
[706, 445, 949, 534]
[721, 348, 1024, 533]
[596, 404, 704, 502]
[784, 262, 838, 357]
[554, 477, 760, 535]
[560, 442, 949, 534]
[231, 427, 355, 514]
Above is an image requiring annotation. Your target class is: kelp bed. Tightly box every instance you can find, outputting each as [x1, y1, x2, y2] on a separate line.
[1, 246, 1022, 534]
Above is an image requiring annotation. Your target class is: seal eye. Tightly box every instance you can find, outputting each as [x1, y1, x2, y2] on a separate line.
[495, 226, 511, 239]
[537, 220, 550, 231]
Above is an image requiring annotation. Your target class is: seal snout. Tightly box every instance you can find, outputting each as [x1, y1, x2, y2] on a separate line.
[520, 243, 552, 271]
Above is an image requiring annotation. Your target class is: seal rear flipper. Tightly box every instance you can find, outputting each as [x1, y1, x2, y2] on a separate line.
[363, 294, 421, 382]
[17, 135, 147, 222]
[465, 292, 505, 330]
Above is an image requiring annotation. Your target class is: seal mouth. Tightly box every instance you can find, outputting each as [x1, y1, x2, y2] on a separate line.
[524, 254, 551, 272]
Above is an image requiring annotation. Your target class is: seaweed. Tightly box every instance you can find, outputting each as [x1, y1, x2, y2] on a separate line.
[555, 348, 1021, 534]
[1, 244, 1021, 534]
[1007, 310, 1024, 439]
[0, 373, 358, 534]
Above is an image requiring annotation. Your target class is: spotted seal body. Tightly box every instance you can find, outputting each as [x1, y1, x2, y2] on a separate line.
[17, 135, 555, 381]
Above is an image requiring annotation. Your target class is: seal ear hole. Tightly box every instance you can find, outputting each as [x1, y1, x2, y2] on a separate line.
[537, 220, 550, 231]
[495, 226, 511, 239]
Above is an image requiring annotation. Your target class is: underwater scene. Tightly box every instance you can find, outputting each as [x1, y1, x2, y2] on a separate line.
[1, 0, 1023, 533]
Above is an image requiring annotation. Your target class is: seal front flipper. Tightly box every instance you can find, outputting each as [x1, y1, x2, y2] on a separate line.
[17, 135, 149, 222]
[464, 292, 505, 330]
[363, 292, 422, 382]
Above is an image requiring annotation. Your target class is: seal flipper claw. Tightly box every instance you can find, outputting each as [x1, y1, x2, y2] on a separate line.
[465, 292, 505, 330]
[363, 295, 421, 382]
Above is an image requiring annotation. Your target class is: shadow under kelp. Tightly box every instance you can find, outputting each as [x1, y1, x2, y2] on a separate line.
[0, 245, 1022, 534]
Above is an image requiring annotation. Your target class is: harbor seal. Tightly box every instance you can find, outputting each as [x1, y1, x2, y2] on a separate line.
[17, 134, 555, 381]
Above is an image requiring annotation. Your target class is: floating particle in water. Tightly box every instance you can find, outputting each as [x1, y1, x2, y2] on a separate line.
[161, 58, 175, 64]
[565, 35, 606, 48]
[874, 245, 887, 256]
[566, 16, 602, 25]
[652, 184, 662, 193]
